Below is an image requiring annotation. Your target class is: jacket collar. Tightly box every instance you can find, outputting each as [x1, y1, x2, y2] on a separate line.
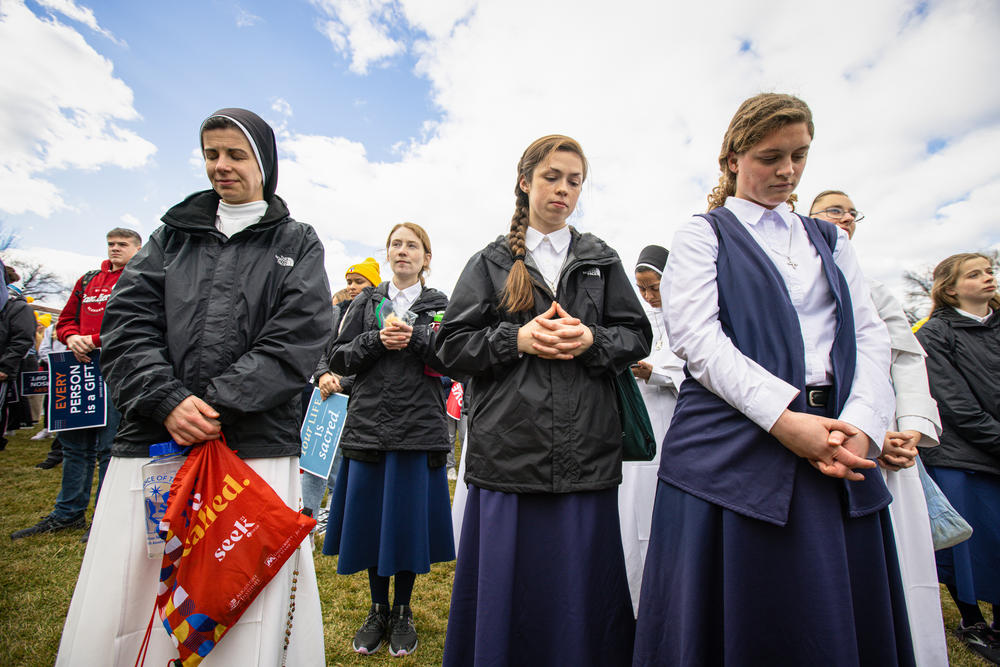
[371, 281, 448, 312]
[933, 305, 998, 328]
[482, 226, 616, 269]
[160, 190, 291, 235]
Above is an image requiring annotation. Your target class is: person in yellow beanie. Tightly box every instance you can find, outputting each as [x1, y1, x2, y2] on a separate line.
[302, 257, 383, 520]
[345, 257, 381, 299]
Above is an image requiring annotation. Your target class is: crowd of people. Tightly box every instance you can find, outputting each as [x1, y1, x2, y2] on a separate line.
[0, 93, 997, 666]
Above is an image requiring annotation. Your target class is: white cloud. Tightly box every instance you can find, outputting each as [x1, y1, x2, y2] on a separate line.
[277, 0, 1000, 304]
[0, 1, 156, 217]
[33, 0, 125, 45]
[236, 6, 262, 27]
[120, 213, 142, 231]
[311, 0, 407, 74]
[272, 98, 294, 116]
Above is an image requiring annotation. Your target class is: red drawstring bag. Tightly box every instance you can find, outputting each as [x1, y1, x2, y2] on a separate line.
[146, 437, 315, 667]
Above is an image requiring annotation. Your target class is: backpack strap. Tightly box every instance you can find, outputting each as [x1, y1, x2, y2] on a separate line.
[75, 269, 100, 319]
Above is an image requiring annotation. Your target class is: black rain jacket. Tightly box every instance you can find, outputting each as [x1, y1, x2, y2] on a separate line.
[435, 228, 652, 494]
[329, 282, 451, 453]
[916, 307, 1000, 475]
[0, 295, 36, 377]
[101, 190, 332, 458]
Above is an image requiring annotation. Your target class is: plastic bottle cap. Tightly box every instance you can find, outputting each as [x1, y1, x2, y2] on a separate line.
[149, 440, 184, 457]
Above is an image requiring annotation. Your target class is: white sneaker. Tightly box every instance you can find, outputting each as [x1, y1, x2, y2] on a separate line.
[31, 429, 52, 440]
[447, 468, 458, 481]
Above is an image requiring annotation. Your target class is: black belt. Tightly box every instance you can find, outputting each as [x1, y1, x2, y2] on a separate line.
[805, 386, 831, 408]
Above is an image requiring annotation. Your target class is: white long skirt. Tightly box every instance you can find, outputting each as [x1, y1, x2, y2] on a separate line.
[452, 436, 470, 549]
[883, 463, 948, 667]
[619, 385, 676, 617]
[56, 455, 325, 667]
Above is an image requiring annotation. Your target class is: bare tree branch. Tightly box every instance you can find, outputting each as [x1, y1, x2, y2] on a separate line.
[10, 260, 69, 298]
[0, 220, 18, 253]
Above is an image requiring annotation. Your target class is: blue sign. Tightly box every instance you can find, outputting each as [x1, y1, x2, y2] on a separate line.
[48, 350, 107, 432]
[21, 371, 49, 396]
[299, 388, 348, 479]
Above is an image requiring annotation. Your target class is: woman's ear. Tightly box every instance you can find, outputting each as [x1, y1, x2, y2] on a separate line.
[519, 175, 530, 194]
[726, 151, 739, 175]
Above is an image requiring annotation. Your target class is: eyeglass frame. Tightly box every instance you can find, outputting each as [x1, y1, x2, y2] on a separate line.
[811, 206, 865, 224]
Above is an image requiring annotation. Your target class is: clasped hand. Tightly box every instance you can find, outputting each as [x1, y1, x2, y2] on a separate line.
[380, 321, 413, 350]
[769, 410, 876, 481]
[878, 430, 920, 471]
[164, 395, 221, 446]
[517, 302, 594, 360]
[318, 372, 342, 400]
[66, 334, 96, 363]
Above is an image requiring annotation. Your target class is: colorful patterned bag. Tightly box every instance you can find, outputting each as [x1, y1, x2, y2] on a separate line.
[143, 437, 315, 666]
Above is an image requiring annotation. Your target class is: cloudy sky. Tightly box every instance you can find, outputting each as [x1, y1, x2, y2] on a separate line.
[2, 0, 998, 314]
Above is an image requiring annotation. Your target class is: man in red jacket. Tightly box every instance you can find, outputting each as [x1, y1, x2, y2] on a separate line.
[11, 228, 141, 541]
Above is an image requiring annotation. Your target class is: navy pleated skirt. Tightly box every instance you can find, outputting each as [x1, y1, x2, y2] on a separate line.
[926, 465, 1000, 605]
[322, 451, 455, 575]
[633, 458, 915, 667]
[443, 485, 635, 667]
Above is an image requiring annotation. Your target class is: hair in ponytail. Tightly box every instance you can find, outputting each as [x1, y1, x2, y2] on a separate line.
[499, 135, 588, 312]
[707, 93, 813, 212]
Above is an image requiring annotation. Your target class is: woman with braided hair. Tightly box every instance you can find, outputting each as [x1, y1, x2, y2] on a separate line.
[632, 94, 915, 666]
[436, 135, 651, 666]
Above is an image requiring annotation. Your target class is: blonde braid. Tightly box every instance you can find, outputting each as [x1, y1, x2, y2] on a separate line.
[499, 198, 535, 312]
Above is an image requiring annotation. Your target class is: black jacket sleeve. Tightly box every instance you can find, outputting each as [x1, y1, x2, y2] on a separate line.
[435, 254, 522, 376]
[408, 322, 450, 374]
[576, 258, 652, 376]
[0, 300, 36, 376]
[101, 235, 194, 422]
[313, 304, 343, 378]
[917, 320, 1000, 457]
[329, 292, 387, 375]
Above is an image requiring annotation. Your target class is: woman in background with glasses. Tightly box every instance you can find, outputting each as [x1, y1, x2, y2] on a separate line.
[811, 189, 948, 667]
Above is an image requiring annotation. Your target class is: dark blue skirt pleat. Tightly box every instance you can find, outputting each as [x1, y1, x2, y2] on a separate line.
[926, 465, 1000, 605]
[322, 451, 455, 575]
[633, 458, 915, 667]
[443, 486, 635, 667]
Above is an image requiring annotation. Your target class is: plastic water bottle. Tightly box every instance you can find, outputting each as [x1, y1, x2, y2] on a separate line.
[142, 440, 186, 558]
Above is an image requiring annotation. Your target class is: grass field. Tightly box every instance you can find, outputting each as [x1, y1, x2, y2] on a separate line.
[0, 425, 992, 666]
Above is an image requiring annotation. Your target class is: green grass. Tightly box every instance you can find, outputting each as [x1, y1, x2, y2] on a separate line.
[0, 425, 993, 665]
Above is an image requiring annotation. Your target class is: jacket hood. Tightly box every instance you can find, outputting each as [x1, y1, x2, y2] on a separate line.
[160, 190, 292, 234]
[201, 108, 278, 200]
[480, 226, 618, 269]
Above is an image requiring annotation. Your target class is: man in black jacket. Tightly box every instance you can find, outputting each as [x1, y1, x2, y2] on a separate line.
[55, 108, 330, 664]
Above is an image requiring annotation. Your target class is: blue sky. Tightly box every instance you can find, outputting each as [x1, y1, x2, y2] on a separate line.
[3, 0, 439, 262]
[2, 0, 999, 313]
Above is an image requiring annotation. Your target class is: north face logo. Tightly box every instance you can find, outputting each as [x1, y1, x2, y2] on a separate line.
[275, 255, 294, 267]
[582, 267, 600, 277]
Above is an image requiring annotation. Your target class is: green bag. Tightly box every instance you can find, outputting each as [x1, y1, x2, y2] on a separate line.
[614, 368, 656, 461]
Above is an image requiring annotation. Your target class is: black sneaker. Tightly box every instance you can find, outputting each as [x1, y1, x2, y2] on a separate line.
[35, 454, 63, 469]
[10, 514, 85, 540]
[388, 605, 418, 657]
[353, 603, 389, 655]
[956, 622, 1000, 665]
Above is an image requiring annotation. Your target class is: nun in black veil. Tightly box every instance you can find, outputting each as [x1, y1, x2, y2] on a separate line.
[56, 108, 329, 666]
